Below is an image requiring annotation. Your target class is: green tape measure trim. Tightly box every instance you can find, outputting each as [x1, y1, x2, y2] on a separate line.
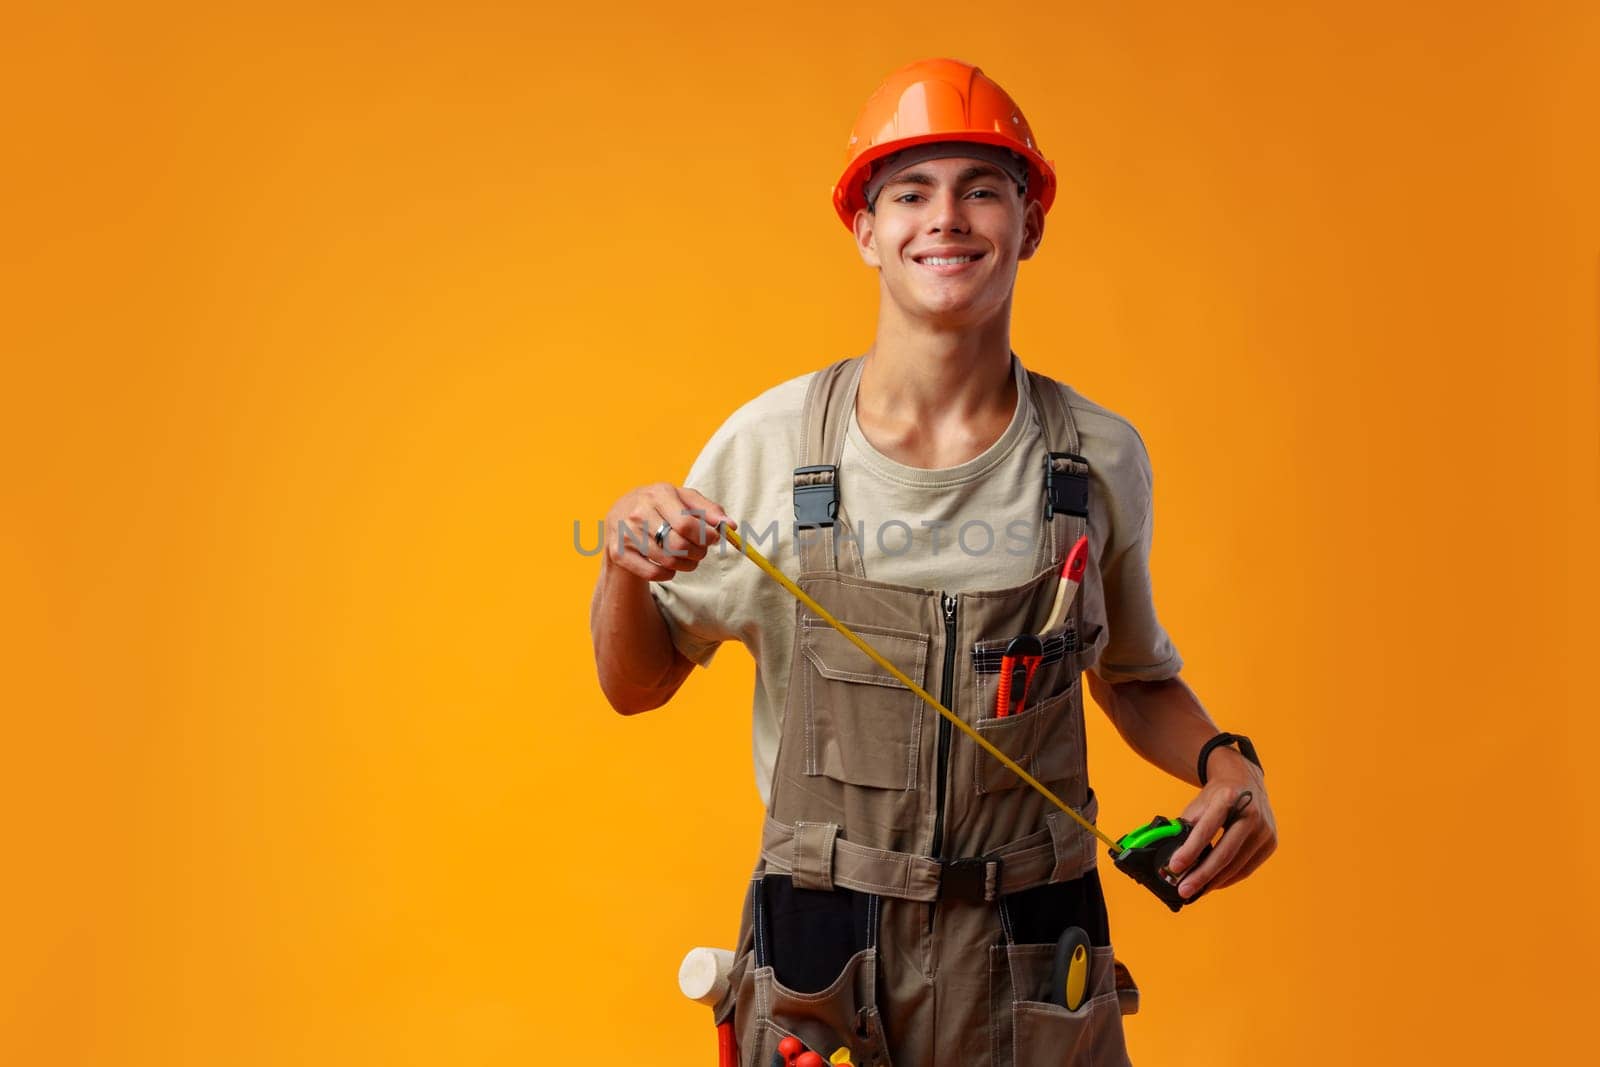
[1118, 819, 1184, 851]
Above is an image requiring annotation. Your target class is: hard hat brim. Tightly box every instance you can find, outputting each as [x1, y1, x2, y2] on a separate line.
[833, 132, 1057, 230]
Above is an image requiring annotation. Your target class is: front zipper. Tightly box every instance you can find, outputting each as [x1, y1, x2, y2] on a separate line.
[929, 591, 957, 859]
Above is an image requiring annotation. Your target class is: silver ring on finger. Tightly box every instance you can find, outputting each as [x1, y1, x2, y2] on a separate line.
[653, 521, 672, 549]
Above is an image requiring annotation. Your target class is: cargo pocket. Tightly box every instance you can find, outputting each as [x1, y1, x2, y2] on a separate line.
[742, 949, 893, 1067]
[991, 942, 1131, 1067]
[733, 875, 893, 1067]
[800, 617, 929, 790]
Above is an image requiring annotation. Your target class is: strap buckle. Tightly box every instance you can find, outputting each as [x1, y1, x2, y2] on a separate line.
[939, 856, 1002, 903]
[793, 464, 839, 528]
[1044, 452, 1090, 521]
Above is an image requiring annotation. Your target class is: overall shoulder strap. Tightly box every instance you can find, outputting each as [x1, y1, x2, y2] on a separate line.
[1024, 366, 1107, 660]
[1025, 367, 1090, 569]
[795, 358, 867, 575]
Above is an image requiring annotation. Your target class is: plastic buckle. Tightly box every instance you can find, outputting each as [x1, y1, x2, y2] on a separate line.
[793, 464, 839, 528]
[1044, 452, 1089, 521]
[939, 857, 1001, 903]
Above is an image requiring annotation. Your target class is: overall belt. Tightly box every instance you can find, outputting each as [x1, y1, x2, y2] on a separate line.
[759, 792, 1099, 904]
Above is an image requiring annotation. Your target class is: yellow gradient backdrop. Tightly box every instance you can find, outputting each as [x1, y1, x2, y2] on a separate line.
[4, 2, 1597, 1063]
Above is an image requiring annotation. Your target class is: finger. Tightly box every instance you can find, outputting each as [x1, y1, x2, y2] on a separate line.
[616, 508, 683, 571]
[617, 553, 676, 582]
[1167, 790, 1232, 875]
[607, 529, 676, 582]
[612, 513, 655, 561]
[1223, 790, 1254, 829]
[637, 489, 711, 558]
[1212, 836, 1277, 891]
[1204, 834, 1267, 893]
[678, 487, 734, 532]
[1176, 815, 1256, 899]
[657, 520, 711, 564]
[667, 497, 732, 553]
[654, 494, 721, 557]
[1209, 797, 1277, 891]
[640, 505, 699, 570]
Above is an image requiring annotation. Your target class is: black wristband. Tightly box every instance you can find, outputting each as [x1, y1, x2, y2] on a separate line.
[1198, 732, 1261, 786]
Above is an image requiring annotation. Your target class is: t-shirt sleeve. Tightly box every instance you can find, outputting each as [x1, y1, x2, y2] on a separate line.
[645, 372, 811, 670]
[1090, 430, 1184, 684]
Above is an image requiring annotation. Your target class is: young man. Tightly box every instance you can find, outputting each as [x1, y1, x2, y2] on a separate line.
[591, 58, 1276, 1066]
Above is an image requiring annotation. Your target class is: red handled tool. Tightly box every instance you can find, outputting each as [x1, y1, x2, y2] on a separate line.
[772, 1036, 827, 1067]
[994, 534, 1087, 718]
[994, 634, 1043, 718]
[679, 947, 738, 1066]
[1040, 534, 1089, 633]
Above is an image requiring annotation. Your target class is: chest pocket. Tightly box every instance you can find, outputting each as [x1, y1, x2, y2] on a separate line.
[798, 617, 930, 791]
[969, 622, 1101, 795]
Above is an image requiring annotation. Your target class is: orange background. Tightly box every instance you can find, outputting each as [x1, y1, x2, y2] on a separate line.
[4, 2, 1597, 1063]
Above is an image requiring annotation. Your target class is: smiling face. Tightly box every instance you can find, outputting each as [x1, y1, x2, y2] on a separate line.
[852, 154, 1045, 329]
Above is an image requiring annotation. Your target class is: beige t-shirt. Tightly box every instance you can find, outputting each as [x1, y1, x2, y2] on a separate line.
[651, 356, 1182, 805]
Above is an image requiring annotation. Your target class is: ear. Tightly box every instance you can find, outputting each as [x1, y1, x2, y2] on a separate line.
[852, 207, 882, 269]
[1018, 198, 1046, 261]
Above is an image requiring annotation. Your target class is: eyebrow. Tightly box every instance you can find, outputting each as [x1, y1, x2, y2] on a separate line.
[882, 163, 1010, 189]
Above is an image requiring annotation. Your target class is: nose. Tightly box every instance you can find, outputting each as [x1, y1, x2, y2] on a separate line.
[927, 188, 970, 234]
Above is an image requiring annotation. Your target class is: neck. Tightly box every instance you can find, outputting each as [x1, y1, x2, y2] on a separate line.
[862, 297, 1016, 417]
[855, 303, 1019, 468]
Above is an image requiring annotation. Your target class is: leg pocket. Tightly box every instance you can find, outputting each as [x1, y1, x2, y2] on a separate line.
[734, 876, 894, 1067]
[799, 617, 929, 790]
[992, 943, 1132, 1067]
[745, 949, 893, 1067]
[1013, 990, 1127, 1067]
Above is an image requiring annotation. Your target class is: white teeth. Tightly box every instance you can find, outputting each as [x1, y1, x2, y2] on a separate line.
[922, 255, 976, 265]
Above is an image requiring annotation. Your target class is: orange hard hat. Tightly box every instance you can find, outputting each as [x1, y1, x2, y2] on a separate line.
[832, 58, 1056, 230]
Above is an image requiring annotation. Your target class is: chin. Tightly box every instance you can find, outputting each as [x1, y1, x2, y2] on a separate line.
[912, 292, 1001, 326]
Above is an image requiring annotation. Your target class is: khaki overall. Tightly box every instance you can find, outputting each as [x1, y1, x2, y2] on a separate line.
[717, 357, 1137, 1067]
